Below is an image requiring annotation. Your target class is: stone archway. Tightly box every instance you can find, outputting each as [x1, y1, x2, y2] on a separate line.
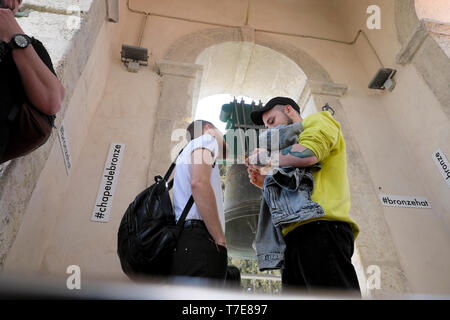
[165, 27, 332, 82]
[149, 26, 411, 297]
[148, 26, 345, 176]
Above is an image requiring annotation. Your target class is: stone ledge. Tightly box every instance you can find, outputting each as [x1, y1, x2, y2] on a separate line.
[17, 11, 79, 70]
[298, 80, 348, 111]
[396, 20, 429, 65]
[396, 18, 450, 64]
[307, 80, 348, 97]
[156, 59, 203, 78]
[423, 19, 450, 58]
[21, 0, 93, 15]
[423, 18, 450, 36]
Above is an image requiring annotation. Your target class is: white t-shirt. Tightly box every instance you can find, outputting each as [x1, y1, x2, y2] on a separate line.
[173, 134, 225, 233]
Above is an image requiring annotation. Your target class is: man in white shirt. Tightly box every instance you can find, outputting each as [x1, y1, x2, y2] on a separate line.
[170, 120, 228, 281]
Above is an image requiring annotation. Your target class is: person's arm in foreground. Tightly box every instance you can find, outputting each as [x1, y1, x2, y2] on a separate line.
[0, 8, 65, 115]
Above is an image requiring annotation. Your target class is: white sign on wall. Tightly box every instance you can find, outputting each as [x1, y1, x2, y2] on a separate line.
[379, 194, 431, 209]
[432, 148, 450, 188]
[91, 143, 125, 223]
[58, 120, 72, 175]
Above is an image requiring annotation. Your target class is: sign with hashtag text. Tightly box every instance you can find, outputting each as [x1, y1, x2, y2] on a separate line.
[91, 143, 125, 222]
[58, 120, 72, 175]
[378, 194, 431, 209]
[432, 148, 450, 188]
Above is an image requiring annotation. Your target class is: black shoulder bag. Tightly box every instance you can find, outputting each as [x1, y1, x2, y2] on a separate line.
[117, 147, 215, 279]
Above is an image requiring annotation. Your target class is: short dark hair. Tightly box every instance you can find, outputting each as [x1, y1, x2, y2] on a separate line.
[186, 120, 214, 141]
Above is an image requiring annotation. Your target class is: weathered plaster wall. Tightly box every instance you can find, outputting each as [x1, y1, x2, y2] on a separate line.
[334, 0, 450, 295]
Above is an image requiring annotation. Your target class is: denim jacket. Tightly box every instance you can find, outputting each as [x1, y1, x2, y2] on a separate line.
[255, 123, 325, 271]
[255, 166, 325, 271]
[255, 198, 286, 271]
[264, 166, 324, 225]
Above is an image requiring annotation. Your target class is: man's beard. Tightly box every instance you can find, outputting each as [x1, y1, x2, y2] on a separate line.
[284, 113, 294, 125]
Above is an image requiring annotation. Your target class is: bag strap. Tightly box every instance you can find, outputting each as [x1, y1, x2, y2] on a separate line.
[176, 195, 194, 227]
[166, 145, 217, 188]
[167, 160, 216, 190]
[163, 147, 184, 181]
[175, 159, 216, 227]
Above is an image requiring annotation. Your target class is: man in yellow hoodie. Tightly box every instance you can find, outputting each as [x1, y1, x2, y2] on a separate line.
[247, 96, 360, 294]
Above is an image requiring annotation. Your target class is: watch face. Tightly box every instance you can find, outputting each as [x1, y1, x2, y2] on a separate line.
[14, 35, 29, 48]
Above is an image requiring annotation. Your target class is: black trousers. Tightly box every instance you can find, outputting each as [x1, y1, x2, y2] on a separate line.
[282, 220, 361, 294]
[170, 220, 228, 281]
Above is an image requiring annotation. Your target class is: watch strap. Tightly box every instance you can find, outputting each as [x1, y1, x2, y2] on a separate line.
[8, 34, 31, 50]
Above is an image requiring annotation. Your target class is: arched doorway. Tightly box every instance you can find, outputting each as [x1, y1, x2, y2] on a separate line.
[193, 41, 308, 260]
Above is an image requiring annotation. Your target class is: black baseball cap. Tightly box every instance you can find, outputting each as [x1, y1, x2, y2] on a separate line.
[250, 96, 300, 126]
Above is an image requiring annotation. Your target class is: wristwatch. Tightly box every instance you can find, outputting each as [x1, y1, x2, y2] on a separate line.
[8, 34, 32, 50]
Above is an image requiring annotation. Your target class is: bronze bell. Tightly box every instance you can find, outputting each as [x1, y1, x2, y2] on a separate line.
[220, 98, 265, 259]
[224, 164, 262, 259]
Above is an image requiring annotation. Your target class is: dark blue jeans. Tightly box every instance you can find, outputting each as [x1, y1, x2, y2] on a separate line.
[282, 220, 361, 295]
